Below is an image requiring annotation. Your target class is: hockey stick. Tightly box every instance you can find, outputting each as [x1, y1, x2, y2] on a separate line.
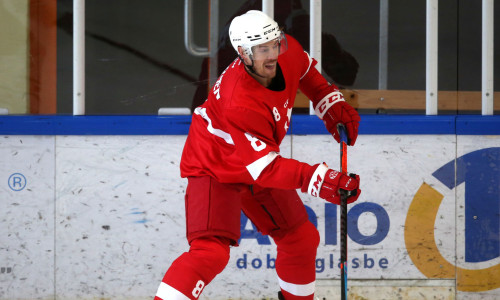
[337, 124, 349, 300]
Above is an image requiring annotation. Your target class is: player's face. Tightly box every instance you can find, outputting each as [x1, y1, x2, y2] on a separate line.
[251, 39, 280, 78]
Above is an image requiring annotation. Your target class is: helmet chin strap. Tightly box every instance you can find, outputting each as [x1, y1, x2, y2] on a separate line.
[238, 55, 266, 78]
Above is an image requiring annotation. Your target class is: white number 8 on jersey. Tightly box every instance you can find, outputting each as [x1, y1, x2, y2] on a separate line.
[245, 132, 267, 152]
[273, 106, 281, 121]
[192, 280, 205, 298]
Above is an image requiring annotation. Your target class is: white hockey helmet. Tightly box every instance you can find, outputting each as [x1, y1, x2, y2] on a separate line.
[229, 10, 287, 59]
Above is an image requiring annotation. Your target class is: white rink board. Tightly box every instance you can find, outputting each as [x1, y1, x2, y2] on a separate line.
[0, 136, 56, 299]
[0, 134, 499, 300]
[55, 135, 189, 299]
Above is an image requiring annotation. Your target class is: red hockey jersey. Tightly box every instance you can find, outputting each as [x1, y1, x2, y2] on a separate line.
[180, 35, 337, 190]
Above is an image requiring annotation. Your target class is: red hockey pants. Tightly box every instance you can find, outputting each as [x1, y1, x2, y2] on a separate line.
[154, 176, 320, 299]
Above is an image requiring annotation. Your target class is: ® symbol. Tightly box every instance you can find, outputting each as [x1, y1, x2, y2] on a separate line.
[8, 173, 26, 191]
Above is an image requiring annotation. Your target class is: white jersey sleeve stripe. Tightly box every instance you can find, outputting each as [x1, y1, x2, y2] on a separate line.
[155, 282, 191, 300]
[246, 151, 279, 180]
[299, 51, 314, 80]
[194, 107, 234, 145]
[278, 276, 316, 297]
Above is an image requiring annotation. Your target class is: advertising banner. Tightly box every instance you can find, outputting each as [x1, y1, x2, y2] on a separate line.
[0, 133, 499, 299]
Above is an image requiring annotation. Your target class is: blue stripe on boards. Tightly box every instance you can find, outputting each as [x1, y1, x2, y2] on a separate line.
[0, 115, 498, 135]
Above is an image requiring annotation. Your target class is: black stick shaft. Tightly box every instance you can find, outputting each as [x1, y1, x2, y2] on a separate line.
[338, 124, 349, 300]
[340, 193, 347, 300]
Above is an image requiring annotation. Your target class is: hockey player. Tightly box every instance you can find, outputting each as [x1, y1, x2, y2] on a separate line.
[154, 10, 361, 300]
